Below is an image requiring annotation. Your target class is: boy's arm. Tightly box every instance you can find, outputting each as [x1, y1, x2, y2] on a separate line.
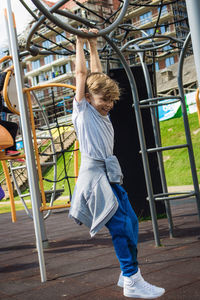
[75, 35, 87, 103]
[88, 29, 102, 73]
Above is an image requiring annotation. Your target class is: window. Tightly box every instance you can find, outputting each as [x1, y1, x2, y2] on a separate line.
[74, 8, 81, 15]
[155, 61, 159, 71]
[32, 75, 39, 86]
[140, 11, 152, 25]
[160, 22, 169, 34]
[44, 55, 54, 65]
[39, 73, 45, 82]
[129, 54, 136, 65]
[142, 28, 154, 37]
[35, 90, 44, 99]
[43, 70, 51, 81]
[163, 45, 171, 51]
[56, 54, 63, 60]
[32, 59, 40, 70]
[42, 40, 51, 49]
[56, 32, 66, 43]
[65, 62, 71, 73]
[158, 5, 168, 16]
[165, 56, 174, 67]
[126, 19, 132, 25]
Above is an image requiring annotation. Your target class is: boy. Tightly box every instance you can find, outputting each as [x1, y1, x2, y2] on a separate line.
[69, 29, 165, 299]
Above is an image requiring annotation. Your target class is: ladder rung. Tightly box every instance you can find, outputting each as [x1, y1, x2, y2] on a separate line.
[39, 152, 56, 156]
[40, 162, 56, 167]
[36, 136, 52, 139]
[32, 108, 43, 112]
[147, 191, 196, 202]
[141, 144, 188, 153]
[10, 165, 26, 170]
[19, 193, 30, 198]
[140, 95, 182, 104]
[44, 188, 64, 194]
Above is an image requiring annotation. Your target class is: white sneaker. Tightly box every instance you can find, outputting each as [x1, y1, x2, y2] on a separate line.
[124, 269, 165, 299]
[117, 271, 124, 288]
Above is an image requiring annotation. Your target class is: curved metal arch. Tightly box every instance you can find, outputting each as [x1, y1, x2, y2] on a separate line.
[31, 0, 129, 37]
[121, 34, 184, 53]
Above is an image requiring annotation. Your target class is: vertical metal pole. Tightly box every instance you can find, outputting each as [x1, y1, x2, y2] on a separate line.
[3, 9, 12, 53]
[5, 0, 47, 282]
[186, 0, 200, 89]
[177, 33, 200, 220]
[186, 2, 200, 218]
[135, 47, 174, 238]
[74, 140, 79, 183]
[1, 161, 16, 223]
[64, 99, 67, 116]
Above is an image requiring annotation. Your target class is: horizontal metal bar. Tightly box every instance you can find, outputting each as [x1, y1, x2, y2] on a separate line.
[44, 189, 64, 194]
[19, 193, 31, 198]
[32, 108, 44, 112]
[136, 99, 181, 108]
[143, 144, 188, 153]
[147, 191, 196, 202]
[10, 165, 26, 170]
[36, 136, 52, 139]
[140, 95, 182, 104]
[39, 152, 56, 156]
[40, 162, 55, 167]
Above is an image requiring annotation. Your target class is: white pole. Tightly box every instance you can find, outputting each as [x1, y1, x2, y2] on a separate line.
[5, 0, 47, 283]
[186, 0, 200, 89]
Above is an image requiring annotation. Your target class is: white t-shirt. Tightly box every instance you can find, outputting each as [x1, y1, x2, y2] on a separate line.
[72, 97, 114, 160]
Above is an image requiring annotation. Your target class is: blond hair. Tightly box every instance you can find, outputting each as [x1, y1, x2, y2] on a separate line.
[85, 72, 120, 101]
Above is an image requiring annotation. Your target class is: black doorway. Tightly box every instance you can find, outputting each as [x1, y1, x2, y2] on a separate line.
[109, 65, 165, 218]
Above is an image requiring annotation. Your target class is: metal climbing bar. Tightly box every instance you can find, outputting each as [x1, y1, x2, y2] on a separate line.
[5, 0, 47, 282]
[1, 160, 16, 222]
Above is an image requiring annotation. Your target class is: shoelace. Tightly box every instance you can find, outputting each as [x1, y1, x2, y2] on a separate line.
[140, 278, 157, 291]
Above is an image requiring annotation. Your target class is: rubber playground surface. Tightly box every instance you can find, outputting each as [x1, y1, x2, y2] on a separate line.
[0, 198, 200, 300]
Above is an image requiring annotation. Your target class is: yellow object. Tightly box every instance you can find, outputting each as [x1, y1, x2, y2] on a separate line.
[0, 125, 14, 151]
[1, 161, 16, 222]
[195, 88, 200, 127]
[3, 70, 20, 116]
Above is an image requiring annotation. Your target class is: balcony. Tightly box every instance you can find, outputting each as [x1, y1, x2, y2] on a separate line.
[36, 72, 75, 86]
[25, 56, 73, 77]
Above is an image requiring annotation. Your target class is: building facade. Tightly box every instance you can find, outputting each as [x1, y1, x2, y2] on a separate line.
[22, 0, 116, 124]
[122, 0, 189, 70]
[20, 0, 191, 124]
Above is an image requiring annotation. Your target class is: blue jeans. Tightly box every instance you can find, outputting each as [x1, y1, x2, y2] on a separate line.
[105, 184, 139, 277]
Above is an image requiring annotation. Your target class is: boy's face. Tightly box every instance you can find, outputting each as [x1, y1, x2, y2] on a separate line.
[86, 93, 114, 116]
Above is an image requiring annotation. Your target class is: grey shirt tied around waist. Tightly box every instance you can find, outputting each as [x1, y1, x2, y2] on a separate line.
[69, 155, 123, 237]
[69, 98, 123, 236]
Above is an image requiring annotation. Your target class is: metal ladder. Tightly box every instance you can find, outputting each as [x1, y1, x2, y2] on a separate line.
[132, 33, 200, 246]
